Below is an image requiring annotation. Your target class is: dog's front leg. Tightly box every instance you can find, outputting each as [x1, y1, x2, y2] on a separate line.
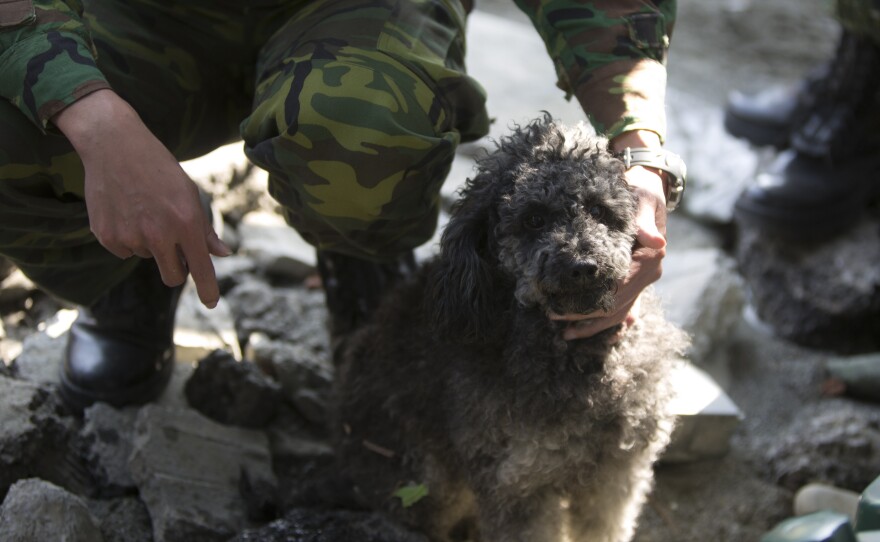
[566, 450, 659, 542]
[474, 486, 565, 542]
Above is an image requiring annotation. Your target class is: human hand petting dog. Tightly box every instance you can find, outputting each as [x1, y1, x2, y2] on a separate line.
[550, 130, 668, 342]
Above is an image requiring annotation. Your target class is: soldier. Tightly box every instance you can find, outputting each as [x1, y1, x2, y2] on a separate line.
[0, 0, 682, 411]
[725, 0, 880, 241]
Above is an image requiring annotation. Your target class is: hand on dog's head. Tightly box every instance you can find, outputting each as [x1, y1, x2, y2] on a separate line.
[431, 114, 637, 342]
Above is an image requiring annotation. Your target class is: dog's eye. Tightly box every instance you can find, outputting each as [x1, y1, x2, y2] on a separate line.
[588, 205, 605, 220]
[523, 214, 546, 230]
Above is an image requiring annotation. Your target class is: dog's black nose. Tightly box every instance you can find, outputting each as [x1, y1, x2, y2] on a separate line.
[570, 259, 598, 278]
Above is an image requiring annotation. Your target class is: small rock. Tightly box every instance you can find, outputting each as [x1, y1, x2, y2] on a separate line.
[184, 349, 283, 428]
[86, 496, 153, 542]
[0, 375, 84, 500]
[78, 403, 139, 493]
[213, 254, 258, 293]
[794, 483, 860, 523]
[0, 478, 104, 542]
[763, 403, 880, 493]
[248, 338, 333, 424]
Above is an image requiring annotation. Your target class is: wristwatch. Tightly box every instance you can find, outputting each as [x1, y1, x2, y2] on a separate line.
[621, 147, 687, 212]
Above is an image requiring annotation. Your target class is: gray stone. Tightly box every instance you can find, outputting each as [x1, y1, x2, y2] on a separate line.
[762, 402, 880, 493]
[0, 375, 87, 500]
[184, 349, 283, 428]
[213, 254, 258, 292]
[0, 478, 104, 542]
[86, 497, 153, 542]
[248, 337, 333, 424]
[736, 218, 880, 353]
[238, 211, 316, 280]
[79, 403, 139, 492]
[231, 507, 428, 542]
[129, 405, 277, 542]
[228, 282, 330, 352]
[10, 309, 76, 386]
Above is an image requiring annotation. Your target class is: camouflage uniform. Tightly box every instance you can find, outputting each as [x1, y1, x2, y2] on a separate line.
[0, 0, 674, 306]
[836, 0, 880, 43]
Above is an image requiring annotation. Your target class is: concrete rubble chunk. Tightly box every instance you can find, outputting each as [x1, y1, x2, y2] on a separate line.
[86, 496, 154, 542]
[129, 404, 277, 542]
[174, 281, 242, 363]
[248, 336, 333, 425]
[0, 478, 104, 542]
[238, 211, 316, 280]
[10, 309, 76, 386]
[663, 360, 744, 464]
[0, 375, 88, 500]
[184, 349, 283, 428]
[78, 403, 139, 493]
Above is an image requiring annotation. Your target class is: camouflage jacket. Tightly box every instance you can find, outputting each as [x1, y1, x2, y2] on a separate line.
[0, 0, 675, 141]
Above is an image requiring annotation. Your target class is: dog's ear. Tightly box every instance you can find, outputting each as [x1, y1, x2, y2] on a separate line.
[429, 167, 505, 343]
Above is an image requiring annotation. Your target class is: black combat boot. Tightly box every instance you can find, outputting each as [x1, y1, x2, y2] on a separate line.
[60, 258, 184, 413]
[724, 31, 878, 149]
[316, 250, 416, 348]
[732, 33, 880, 241]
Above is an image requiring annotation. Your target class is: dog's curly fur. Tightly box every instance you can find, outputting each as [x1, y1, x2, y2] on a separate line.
[332, 115, 689, 542]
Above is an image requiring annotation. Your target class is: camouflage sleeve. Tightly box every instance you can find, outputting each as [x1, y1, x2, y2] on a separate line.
[0, 0, 110, 132]
[514, 0, 675, 142]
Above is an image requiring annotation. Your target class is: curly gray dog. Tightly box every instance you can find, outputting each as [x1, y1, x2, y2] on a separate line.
[332, 115, 689, 542]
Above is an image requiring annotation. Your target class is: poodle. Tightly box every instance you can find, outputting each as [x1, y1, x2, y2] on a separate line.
[332, 114, 689, 542]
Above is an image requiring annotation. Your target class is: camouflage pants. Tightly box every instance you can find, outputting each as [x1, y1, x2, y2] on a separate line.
[836, 0, 880, 41]
[0, 0, 489, 306]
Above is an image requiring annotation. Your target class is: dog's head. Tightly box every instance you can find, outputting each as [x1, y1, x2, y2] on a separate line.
[432, 114, 637, 340]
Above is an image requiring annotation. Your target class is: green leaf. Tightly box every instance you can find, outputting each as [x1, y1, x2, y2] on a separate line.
[393, 483, 429, 508]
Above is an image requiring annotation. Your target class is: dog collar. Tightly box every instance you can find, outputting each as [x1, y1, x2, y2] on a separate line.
[621, 147, 687, 212]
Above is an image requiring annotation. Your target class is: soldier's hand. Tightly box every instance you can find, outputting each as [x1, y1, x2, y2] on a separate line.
[550, 130, 668, 342]
[52, 89, 230, 308]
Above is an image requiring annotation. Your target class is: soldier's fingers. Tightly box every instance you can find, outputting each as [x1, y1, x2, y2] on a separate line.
[152, 245, 188, 288]
[179, 237, 220, 309]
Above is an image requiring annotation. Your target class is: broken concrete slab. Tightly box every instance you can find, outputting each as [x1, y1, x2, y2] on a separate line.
[78, 403, 139, 494]
[0, 478, 104, 542]
[663, 360, 744, 464]
[129, 404, 277, 542]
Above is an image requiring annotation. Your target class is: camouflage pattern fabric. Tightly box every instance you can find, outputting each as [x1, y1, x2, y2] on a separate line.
[0, 0, 673, 305]
[514, 0, 675, 140]
[836, 0, 880, 42]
